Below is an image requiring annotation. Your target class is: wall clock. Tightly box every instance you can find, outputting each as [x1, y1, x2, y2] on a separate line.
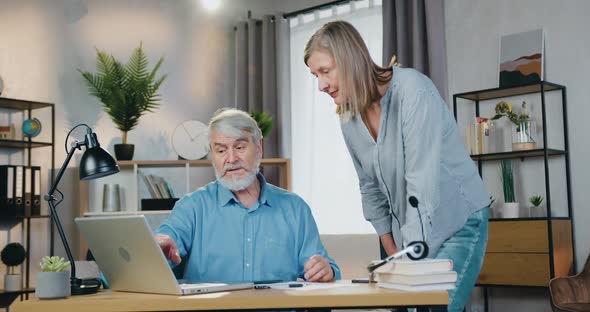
[171, 120, 209, 160]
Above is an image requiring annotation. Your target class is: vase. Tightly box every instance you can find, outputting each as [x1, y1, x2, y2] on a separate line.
[530, 206, 546, 218]
[501, 202, 521, 218]
[35, 271, 70, 299]
[512, 120, 536, 151]
[114, 143, 134, 160]
[4, 273, 22, 291]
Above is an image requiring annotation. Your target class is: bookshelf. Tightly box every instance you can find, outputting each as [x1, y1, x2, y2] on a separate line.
[453, 81, 575, 311]
[0, 97, 55, 307]
[76, 158, 291, 258]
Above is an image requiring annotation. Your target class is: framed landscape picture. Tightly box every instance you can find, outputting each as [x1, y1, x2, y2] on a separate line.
[499, 29, 544, 88]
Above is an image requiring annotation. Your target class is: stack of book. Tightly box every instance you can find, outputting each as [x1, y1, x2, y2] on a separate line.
[373, 258, 456, 291]
[139, 172, 175, 199]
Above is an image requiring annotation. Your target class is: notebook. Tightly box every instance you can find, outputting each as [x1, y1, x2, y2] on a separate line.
[75, 215, 253, 295]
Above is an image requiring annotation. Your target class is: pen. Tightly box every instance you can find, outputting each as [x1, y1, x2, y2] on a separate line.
[288, 283, 303, 288]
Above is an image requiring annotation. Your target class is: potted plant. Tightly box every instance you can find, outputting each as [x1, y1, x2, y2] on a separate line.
[1, 242, 26, 291]
[250, 111, 273, 139]
[79, 42, 167, 160]
[499, 159, 520, 218]
[529, 194, 545, 218]
[35, 256, 71, 299]
[491, 100, 536, 151]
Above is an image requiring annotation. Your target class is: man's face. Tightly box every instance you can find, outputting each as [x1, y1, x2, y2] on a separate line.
[210, 130, 262, 191]
[306, 50, 345, 106]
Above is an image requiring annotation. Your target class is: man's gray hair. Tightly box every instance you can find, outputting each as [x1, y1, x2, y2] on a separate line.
[208, 108, 262, 145]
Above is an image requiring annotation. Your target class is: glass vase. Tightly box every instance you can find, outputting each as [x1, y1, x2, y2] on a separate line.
[512, 120, 536, 151]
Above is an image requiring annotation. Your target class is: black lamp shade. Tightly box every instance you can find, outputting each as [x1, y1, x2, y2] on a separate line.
[79, 146, 120, 180]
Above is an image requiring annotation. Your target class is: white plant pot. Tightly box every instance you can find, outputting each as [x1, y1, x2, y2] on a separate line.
[4, 274, 22, 291]
[501, 202, 521, 218]
[35, 271, 70, 299]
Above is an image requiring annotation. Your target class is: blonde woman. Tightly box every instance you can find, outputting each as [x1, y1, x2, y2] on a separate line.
[304, 20, 490, 312]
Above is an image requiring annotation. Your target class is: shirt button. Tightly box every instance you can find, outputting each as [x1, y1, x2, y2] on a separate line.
[247, 238, 251, 242]
[246, 263, 250, 267]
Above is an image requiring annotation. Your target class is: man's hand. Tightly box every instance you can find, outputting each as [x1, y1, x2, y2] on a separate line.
[155, 234, 182, 264]
[304, 255, 334, 282]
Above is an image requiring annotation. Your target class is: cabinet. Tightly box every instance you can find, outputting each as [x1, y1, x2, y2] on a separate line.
[76, 158, 291, 258]
[0, 97, 54, 308]
[453, 81, 575, 309]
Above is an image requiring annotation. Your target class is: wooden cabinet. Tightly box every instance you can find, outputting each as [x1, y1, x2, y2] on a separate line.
[478, 219, 573, 286]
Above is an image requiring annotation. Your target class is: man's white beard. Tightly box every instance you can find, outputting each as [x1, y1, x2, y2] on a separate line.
[215, 160, 261, 191]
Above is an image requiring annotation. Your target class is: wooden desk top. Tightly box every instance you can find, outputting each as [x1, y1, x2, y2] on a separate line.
[11, 281, 448, 312]
[12, 281, 448, 312]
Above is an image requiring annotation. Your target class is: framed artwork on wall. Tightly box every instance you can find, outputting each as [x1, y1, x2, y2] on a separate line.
[499, 29, 544, 88]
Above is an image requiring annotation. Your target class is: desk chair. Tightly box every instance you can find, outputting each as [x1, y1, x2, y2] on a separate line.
[549, 254, 590, 312]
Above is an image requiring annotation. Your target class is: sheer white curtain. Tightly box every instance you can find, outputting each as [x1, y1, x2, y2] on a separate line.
[289, 0, 382, 234]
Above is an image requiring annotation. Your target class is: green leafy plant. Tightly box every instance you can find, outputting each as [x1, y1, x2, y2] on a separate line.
[250, 111, 273, 138]
[79, 42, 167, 144]
[40, 256, 70, 272]
[491, 100, 530, 125]
[529, 194, 544, 207]
[500, 159, 516, 203]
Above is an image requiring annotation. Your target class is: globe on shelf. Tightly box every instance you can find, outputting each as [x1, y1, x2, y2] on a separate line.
[22, 118, 42, 137]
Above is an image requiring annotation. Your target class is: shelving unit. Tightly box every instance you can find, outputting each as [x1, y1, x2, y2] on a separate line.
[76, 158, 291, 258]
[453, 81, 574, 311]
[0, 97, 55, 308]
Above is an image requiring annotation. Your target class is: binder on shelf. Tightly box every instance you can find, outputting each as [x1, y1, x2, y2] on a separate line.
[25, 167, 32, 216]
[15, 165, 24, 216]
[0, 165, 16, 216]
[31, 166, 41, 216]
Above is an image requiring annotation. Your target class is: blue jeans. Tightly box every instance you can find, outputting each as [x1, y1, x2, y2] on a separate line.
[434, 207, 488, 312]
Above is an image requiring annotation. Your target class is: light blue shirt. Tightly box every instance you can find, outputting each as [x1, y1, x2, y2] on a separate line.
[341, 66, 490, 257]
[156, 174, 341, 283]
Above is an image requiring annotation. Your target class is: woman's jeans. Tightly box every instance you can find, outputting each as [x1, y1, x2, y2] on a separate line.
[434, 207, 489, 312]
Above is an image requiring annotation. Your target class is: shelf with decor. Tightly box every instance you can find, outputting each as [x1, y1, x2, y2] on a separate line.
[76, 158, 291, 258]
[0, 97, 55, 307]
[453, 81, 575, 309]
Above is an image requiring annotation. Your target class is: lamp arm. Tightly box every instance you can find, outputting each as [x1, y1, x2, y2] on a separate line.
[47, 140, 86, 198]
[44, 140, 86, 284]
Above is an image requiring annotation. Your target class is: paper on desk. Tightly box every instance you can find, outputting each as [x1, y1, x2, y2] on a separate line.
[285, 282, 361, 291]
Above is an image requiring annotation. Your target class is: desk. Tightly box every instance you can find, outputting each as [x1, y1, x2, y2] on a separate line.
[12, 281, 448, 311]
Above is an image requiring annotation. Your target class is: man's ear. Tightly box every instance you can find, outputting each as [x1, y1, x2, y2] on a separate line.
[258, 139, 264, 157]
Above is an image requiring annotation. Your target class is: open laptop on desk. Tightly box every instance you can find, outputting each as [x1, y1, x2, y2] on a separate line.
[75, 215, 253, 295]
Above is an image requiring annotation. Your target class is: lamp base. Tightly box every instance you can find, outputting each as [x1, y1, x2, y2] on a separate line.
[71, 278, 101, 295]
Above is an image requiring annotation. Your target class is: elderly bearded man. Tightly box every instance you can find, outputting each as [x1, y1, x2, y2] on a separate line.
[155, 108, 340, 284]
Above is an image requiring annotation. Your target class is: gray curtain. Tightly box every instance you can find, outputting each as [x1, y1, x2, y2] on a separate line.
[382, 0, 448, 100]
[235, 14, 288, 186]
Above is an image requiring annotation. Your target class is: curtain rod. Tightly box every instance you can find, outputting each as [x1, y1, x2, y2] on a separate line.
[283, 0, 351, 19]
[233, 0, 352, 30]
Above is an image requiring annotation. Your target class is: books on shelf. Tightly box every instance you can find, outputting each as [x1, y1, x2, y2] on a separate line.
[139, 172, 175, 199]
[374, 258, 456, 292]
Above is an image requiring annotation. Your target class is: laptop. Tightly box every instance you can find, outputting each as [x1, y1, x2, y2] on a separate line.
[75, 215, 253, 295]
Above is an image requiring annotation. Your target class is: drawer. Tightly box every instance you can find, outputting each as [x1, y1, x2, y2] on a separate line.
[477, 253, 550, 286]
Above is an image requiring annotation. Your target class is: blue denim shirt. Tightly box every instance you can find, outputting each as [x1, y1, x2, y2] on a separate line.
[341, 66, 490, 257]
[155, 174, 341, 283]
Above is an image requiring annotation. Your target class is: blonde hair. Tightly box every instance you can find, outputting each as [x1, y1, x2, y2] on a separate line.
[304, 21, 395, 118]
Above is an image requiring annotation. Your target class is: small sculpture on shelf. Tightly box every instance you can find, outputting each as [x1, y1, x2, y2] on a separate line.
[529, 194, 545, 218]
[491, 100, 536, 151]
[1, 242, 26, 291]
[35, 256, 71, 299]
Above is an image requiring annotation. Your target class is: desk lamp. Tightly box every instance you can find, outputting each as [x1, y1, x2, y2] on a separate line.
[44, 124, 119, 295]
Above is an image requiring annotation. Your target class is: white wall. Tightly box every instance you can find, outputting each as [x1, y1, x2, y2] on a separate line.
[446, 0, 590, 311]
[0, 0, 332, 289]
